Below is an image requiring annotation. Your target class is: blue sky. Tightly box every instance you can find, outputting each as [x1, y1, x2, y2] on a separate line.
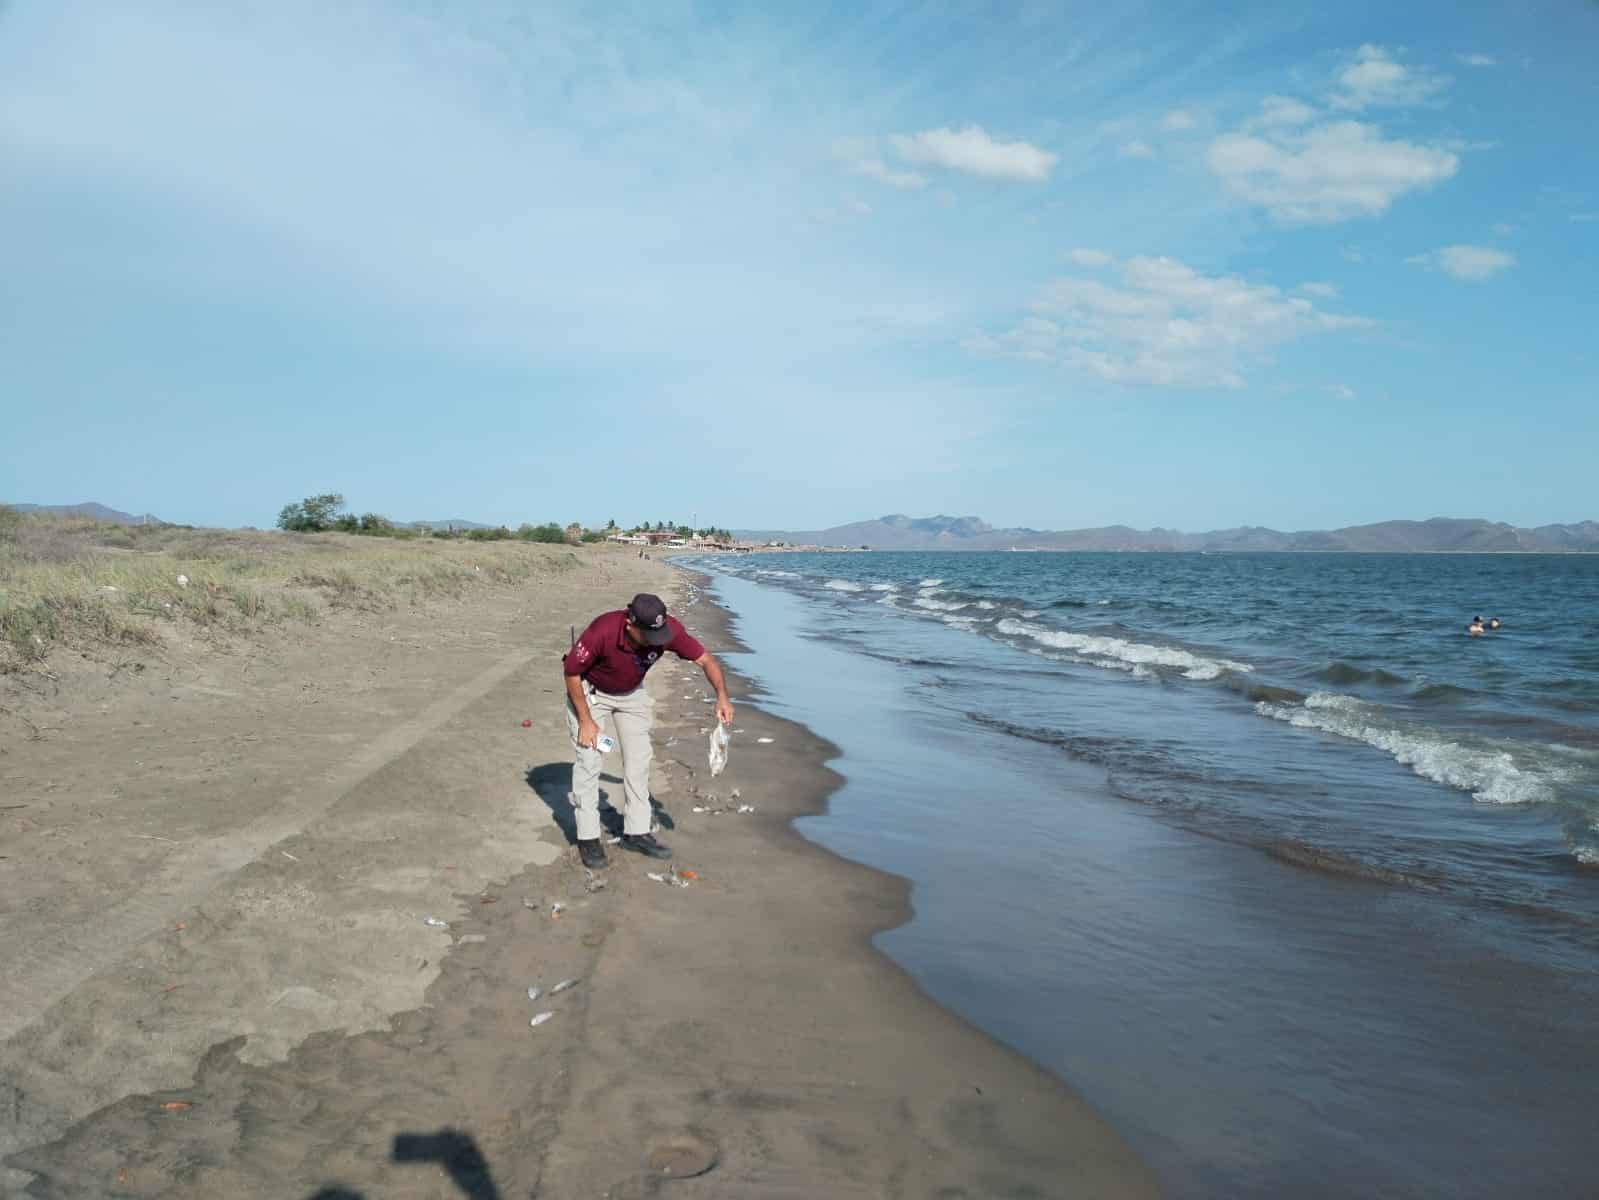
[3, 1, 1596, 532]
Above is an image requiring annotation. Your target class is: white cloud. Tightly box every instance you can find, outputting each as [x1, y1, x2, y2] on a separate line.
[1332, 44, 1449, 110]
[1119, 139, 1155, 159]
[832, 137, 928, 188]
[1299, 281, 1339, 297]
[854, 157, 929, 189]
[969, 254, 1371, 388]
[1162, 109, 1198, 132]
[892, 125, 1058, 183]
[1456, 53, 1497, 67]
[1207, 114, 1458, 223]
[1255, 95, 1317, 127]
[1407, 244, 1516, 280]
[1066, 248, 1113, 267]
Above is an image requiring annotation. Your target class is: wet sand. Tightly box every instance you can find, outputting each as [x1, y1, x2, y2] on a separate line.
[1, 549, 1158, 1197]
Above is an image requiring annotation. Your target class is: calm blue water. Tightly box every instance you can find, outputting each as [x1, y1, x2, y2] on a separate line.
[679, 551, 1599, 1198]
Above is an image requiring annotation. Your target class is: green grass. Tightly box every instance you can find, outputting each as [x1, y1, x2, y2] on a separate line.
[0, 510, 587, 670]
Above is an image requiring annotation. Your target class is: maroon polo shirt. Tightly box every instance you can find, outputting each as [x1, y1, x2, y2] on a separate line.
[563, 609, 705, 695]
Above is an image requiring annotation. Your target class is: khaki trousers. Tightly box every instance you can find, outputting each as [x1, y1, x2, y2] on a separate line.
[565, 678, 654, 841]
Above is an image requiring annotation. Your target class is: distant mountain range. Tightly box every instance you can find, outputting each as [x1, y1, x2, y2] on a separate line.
[736, 514, 1599, 553]
[6, 501, 165, 525]
[406, 518, 493, 531]
[3, 502, 499, 531]
[11, 503, 1594, 552]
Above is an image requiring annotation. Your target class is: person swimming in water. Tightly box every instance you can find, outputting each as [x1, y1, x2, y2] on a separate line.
[1468, 615, 1485, 636]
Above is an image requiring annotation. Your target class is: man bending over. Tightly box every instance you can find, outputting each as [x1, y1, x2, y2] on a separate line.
[562, 592, 733, 868]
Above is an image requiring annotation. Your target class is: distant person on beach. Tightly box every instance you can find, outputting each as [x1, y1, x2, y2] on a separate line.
[1467, 616, 1484, 636]
[562, 593, 733, 868]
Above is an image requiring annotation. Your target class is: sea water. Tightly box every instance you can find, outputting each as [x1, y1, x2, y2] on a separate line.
[683, 552, 1599, 1198]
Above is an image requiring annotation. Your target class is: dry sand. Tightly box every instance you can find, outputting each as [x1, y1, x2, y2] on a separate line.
[0, 547, 1159, 1197]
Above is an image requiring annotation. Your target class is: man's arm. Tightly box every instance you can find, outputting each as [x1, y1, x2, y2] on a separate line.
[565, 673, 601, 748]
[696, 653, 734, 725]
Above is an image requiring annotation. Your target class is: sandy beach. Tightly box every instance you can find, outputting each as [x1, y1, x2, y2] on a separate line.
[0, 544, 1158, 1198]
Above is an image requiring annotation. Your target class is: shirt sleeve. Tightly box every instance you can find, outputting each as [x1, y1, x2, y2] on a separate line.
[563, 619, 605, 676]
[666, 619, 705, 661]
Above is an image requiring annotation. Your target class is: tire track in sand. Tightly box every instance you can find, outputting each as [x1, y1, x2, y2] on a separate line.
[0, 647, 538, 1045]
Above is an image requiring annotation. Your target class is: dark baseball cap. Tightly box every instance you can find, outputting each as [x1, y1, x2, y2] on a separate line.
[626, 593, 675, 646]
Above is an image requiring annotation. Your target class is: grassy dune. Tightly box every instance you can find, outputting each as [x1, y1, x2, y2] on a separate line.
[0, 508, 581, 670]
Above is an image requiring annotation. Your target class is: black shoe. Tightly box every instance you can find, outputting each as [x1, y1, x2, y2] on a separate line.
[620, 833, 672, 860]
[577, 838, 608, 869]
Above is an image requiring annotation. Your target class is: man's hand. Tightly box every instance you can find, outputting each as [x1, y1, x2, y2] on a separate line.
[576, 716, 601, 749]
[715, 697, 734, 725]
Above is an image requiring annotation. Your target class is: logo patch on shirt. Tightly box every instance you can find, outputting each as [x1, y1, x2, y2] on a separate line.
[572, 643, 591, 663]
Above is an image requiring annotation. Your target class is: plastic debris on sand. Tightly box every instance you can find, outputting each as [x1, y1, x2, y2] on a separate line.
[530, 1012, 555, 1028]
[708, 723, 731, 777]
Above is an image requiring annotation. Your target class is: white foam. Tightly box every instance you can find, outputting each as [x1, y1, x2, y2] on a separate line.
[974, 601, 998, 610]
[824, 579, 865, 592]
[1015, 643, 1155, 679]
[1255, 693, 1564, 807]
[914, 596, 970, 612]
[868, 582, 898, 592]
[918, 578, 944, 587]
[995, 618, 1250, 681]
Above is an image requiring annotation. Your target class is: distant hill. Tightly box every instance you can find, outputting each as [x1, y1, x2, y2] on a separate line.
[4, 503, 511, 533]
[735, 514, 1599, 553]
[6, 501, 165, 525]
[406, 518, 495, 531]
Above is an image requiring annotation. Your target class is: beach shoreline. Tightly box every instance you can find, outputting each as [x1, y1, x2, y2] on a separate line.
[1, 547, 1158, 1196]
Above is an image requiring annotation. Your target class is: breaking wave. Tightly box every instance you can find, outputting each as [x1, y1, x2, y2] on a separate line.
[824, 579, 865, 592]
[1255, 693, 1567, 807]
[995, 618, 1252, 681]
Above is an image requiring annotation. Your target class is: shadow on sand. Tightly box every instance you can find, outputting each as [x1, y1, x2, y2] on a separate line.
[525, 761, 674, 846]
[308, 1129, 500, 1199]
